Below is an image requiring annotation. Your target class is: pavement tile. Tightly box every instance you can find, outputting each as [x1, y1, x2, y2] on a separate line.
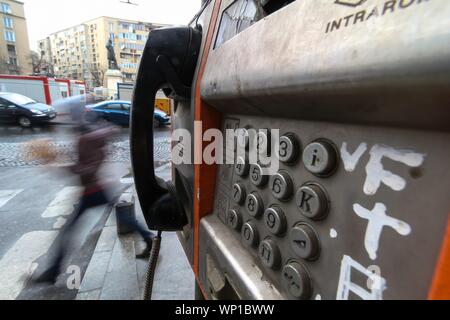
[94, 226, 117, 253]
[100, 235, 140, 300]
[76, 289, 101, 300]
[105, 211, 117, 227]
[79, 251, 113, 293]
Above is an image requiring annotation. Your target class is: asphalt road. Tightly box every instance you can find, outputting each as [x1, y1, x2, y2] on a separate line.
[0, 122, 171, 300]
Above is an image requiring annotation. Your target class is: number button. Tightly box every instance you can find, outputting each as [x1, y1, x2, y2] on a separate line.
[227, 209, 243, 231]
[303, 140, 338, 176]
[264, 206, 287, 236]
[232, 183, 246, 205]
[279, 134, 300, 164]
[282, 262, 312, 300]
[296, 184, 329, 220]
[242, 222, 260, 248]
[290, 224, 320, 261]
[259, 239, 281, 270]
[269, 171, 294, 201]
[246, 193, 264, 218]
[237, 128, 249, 150]
[249, 164, 268, 188]
[254, 129, 271, 156]
[235, 156, 249, 177]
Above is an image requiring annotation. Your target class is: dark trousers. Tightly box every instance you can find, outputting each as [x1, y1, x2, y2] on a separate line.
[47, 189, 153, 276]
[48, 190, 110, 275]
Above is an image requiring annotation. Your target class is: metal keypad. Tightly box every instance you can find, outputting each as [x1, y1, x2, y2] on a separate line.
[219, 123, 337, 300]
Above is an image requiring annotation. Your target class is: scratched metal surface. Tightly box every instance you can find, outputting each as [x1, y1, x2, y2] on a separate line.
[196, 0, 450, 300]
[202, 115, 450, 300]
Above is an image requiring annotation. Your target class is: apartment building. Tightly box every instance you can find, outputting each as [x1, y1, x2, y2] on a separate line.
[39, 17, 169, 87]
[0, 0, 32, 75]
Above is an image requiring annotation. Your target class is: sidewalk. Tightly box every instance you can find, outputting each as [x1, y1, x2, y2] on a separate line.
[76, 165, 195, 300]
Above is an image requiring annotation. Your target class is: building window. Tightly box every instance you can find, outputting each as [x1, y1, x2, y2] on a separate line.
[9, 57, 17, 66]
[3, 16, 12, 29]
[1, 2, 11, 13]
[4, 30, 15, 42]
[109, 33, 115, 41]
[7, 44, 15, 55]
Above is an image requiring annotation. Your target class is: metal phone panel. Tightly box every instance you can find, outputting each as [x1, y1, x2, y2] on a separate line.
[197, 0, 450, 300]
[201, 0, 450, 131]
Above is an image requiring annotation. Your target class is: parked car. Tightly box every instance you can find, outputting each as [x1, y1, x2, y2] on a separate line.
[85, 100, 171, 127]
[0, 92, 57, 128]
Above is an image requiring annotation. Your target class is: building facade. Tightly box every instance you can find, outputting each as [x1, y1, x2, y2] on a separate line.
[39, 17, 169, 88]
[0, 0, 32, 75]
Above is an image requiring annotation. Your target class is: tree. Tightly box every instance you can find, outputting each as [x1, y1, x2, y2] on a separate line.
[29, 50, 54, 76]
[87, 64, 106, 87]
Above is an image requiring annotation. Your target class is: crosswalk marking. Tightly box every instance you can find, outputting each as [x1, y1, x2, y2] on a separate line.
[0, 186, 83, 299]
[41, 187, 82, 218]
[0, 230, 58, 300]
[0, 190, 24, 210]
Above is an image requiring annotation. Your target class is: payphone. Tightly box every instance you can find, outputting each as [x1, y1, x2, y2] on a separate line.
[131, 0, 450, 300]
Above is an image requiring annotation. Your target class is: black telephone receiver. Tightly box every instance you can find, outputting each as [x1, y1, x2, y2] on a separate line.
[131, 26, 202, 231]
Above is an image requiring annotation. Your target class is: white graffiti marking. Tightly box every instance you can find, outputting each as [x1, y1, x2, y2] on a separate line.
[341, 142, 368, 172]
[353, 203, 412, 260]
[364, 145, 425, 196]
[337, 255, 386, 300]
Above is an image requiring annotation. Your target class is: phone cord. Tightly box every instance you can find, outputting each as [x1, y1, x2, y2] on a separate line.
[143, 231, 163, 300]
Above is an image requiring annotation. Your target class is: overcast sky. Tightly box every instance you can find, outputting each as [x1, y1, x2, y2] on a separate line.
[24, 0, 202, 50]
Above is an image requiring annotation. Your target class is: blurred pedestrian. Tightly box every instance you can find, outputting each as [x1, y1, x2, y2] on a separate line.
[32, 123, 114, 283]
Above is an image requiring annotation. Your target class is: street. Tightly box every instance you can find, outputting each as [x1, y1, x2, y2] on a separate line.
[0, 122, 175, 300]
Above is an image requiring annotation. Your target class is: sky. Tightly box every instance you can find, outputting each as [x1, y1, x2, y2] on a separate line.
[24, 0, 202, 50]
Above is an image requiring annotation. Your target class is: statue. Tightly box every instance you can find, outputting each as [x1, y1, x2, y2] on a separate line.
[106, 40, 119, 70]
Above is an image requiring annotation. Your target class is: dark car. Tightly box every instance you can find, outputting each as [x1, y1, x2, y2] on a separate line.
[85, 100, 171, 127]
[0, 92, 57, 128]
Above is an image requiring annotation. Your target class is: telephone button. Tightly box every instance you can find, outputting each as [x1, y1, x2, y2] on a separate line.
[264, 206, 287, 236]
[296, 184, 329, 220]
[303, 140, 338, 177]
[237, 128, 250, 150]
[269, 171, 294, 201]
[279, 134, 300, 164]
[259, 239, 281, 270]
[235, 156, 250, 177]
[227, 209, 243, 231]
[232, 183, 246, 205]
[242, 222, 260, 248]
[246, 192, 264, 218]
[249, 164, 268, 188]
[282, 262, 312, 300]
[290, 224, 320, 261]
[254, 129, 271, 156]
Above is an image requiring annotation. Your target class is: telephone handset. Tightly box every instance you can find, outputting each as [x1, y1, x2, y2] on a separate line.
[131, 26, 202, 231]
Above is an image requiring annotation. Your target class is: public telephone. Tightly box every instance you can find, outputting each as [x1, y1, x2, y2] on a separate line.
[131, 0, 450, 300]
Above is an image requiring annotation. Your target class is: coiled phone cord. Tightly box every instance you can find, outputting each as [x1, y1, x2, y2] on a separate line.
[143, 231, 163, 300]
